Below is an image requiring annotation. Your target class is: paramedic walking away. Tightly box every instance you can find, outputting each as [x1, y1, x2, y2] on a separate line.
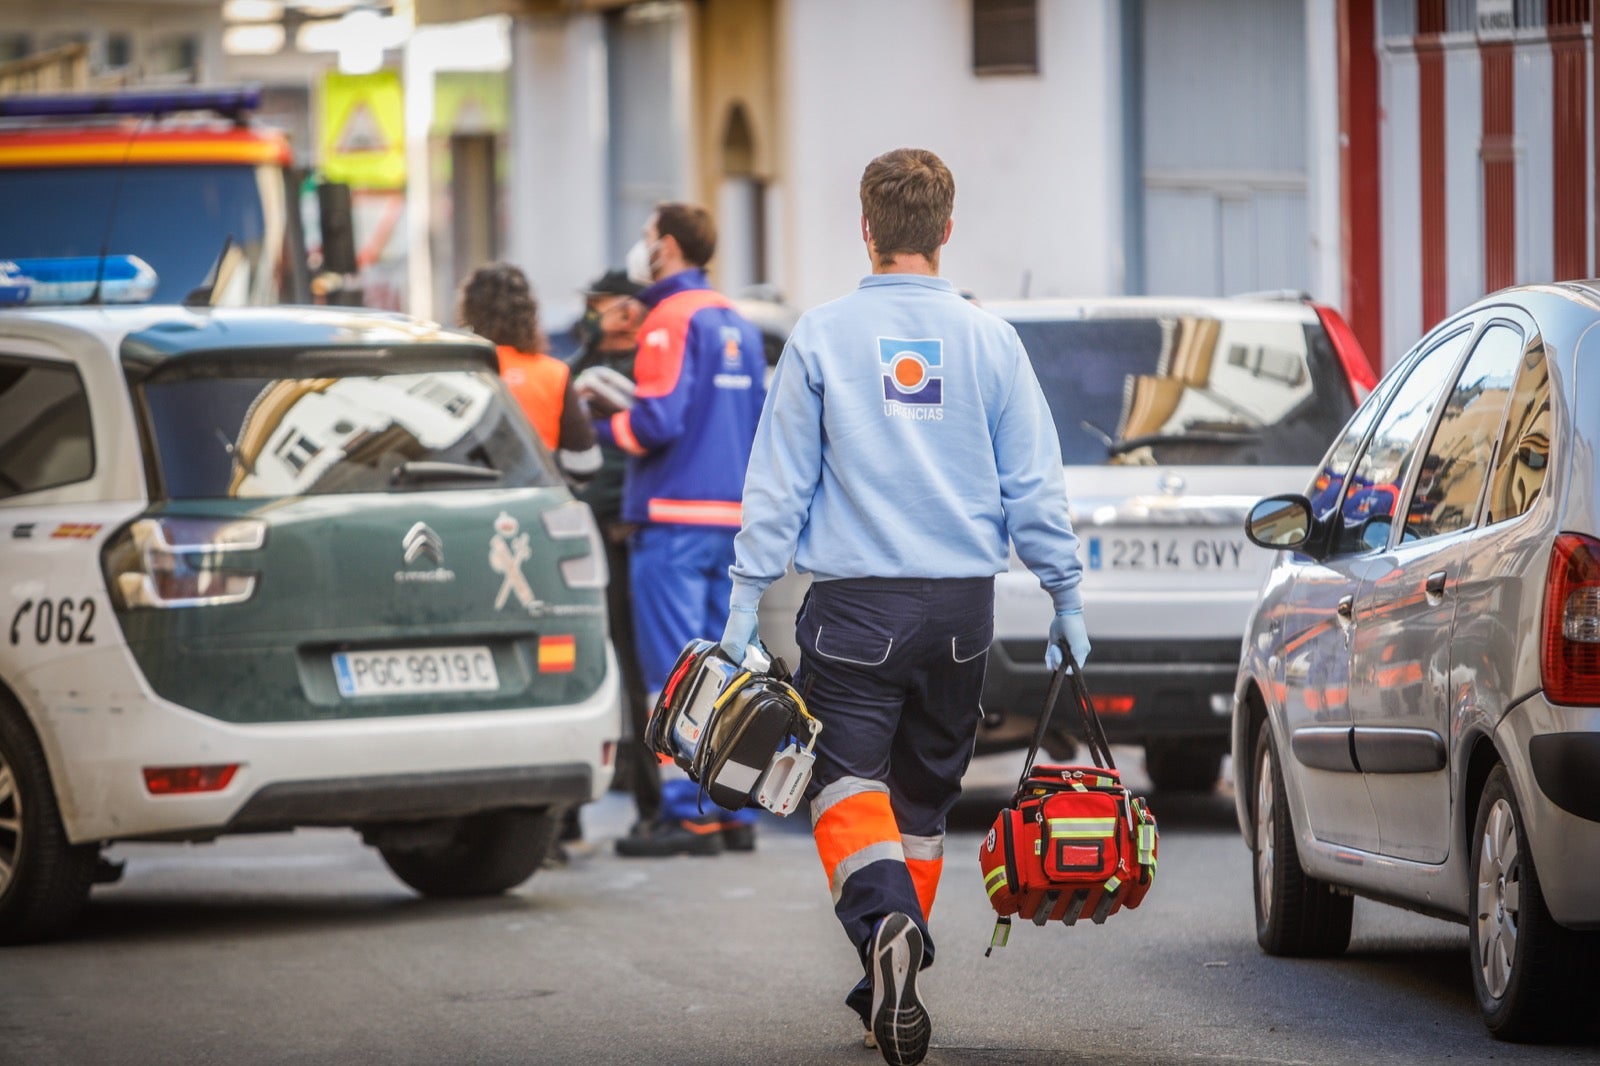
[719, 148, 1090, 1066]
[598, 202, 768, 857]
[457, 263, 601, 484]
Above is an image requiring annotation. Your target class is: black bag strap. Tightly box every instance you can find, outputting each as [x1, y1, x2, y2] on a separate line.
[1017, 642, 1116, 789]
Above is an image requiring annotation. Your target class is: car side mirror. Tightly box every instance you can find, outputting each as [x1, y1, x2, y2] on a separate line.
[1245, 494, 1314, 551]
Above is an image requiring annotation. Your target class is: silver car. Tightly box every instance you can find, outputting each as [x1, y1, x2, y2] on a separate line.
[980, 294, 1372, 787]
[1234, 281, 1600, 1040]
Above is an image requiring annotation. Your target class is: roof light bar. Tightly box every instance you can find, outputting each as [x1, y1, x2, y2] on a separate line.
[0, 256, 160, 306]
[0, 86, 262, 120]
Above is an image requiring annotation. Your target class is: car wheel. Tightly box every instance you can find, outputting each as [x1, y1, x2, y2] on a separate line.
[378, 807, 564, 898]
[1252, 720, 1352, 956]
[1469, 764, 1591, 1041]
[1145, 740, 1224, 792]
[0, 701, 99, 945]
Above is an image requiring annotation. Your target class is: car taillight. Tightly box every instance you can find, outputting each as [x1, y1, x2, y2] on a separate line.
[143, 764, 240, 795]
[1541, 532, 1600, 705]
[102, 517, 266, 609]
[540, 501, 609, 589]
[1313, 302, 1379, 403]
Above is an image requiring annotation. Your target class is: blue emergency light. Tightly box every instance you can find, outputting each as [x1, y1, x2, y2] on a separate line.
[0, 256, 160, 306]
[0, 86, 262, 120]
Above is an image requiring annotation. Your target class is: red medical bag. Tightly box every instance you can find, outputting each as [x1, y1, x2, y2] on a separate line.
[979, 648, 1158, 953]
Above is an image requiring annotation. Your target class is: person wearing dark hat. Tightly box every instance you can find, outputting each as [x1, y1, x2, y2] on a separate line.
[569, 270, 660, 834]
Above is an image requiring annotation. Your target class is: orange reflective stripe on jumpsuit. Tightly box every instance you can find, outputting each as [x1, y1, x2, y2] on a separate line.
[901, 832, 944, 920]
[811, 776, 902, 904]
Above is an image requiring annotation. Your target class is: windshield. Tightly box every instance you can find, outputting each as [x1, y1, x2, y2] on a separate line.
[0, 165, 287, 304]
[140, 368, 562, 500]
[1012, 313, 1356, 466]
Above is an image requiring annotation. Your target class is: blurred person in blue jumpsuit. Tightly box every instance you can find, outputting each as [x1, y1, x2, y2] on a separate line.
[718, 149, 1090, 1065]
[596, 202, 768, 858]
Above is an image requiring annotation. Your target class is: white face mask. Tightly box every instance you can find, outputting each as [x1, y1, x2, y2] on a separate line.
[625, 239, 654, 286]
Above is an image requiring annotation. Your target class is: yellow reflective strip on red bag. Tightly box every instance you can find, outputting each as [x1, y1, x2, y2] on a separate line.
[1046, 817, 1116, 838]
[1138, 823, 1157, 866]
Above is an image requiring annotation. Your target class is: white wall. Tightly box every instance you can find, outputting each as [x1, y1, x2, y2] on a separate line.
[1305, 0, 1343, 305]
[776, 0, 1123, 310]
[505, 14, 611, 331]
[1380, 47, 1423, 364]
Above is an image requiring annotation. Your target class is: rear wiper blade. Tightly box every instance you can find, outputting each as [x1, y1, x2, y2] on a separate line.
[391, 460, 501, 484]
[1105, 428, 1259, 457]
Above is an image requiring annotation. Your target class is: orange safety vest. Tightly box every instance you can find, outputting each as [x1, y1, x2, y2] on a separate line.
[497, 345, 569, 451]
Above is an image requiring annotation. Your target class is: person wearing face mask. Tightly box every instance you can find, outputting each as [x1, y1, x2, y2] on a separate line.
[566, 269, 660, 833]
[598, 202, 768, 858]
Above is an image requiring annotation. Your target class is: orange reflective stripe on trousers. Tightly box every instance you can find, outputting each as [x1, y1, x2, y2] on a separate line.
[811, 776, 903, 903]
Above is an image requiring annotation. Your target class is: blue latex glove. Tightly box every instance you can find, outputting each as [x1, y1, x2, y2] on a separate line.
[719, 606, 761, 665]
[1045, 609, 1091, 672]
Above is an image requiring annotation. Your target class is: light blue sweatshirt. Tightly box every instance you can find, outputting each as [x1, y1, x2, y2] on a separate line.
[729, 273, 1082, 613]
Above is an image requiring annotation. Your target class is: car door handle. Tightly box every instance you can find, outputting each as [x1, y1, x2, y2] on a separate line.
[1425, 570, 1448, 601]
[1336, 595, 1354, 622]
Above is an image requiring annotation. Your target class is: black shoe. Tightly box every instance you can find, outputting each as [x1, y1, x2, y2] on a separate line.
[721, 820, 757, 852]
[868, 912, 930, 1066]
[558, 808, 583, 843]
[614, 816, 725, 858]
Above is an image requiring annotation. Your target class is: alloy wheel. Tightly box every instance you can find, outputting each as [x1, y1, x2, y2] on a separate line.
[1475, 796, 1522, 1001]
[0, 749, 20, 898]
[1255, 745, 1276, 928]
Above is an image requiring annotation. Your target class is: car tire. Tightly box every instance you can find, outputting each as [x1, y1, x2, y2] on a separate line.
[1145, 740, 1223, 792]
[0, 700, 99, 946]
[1252, 719, 1352, 957]
[1469, 764, 1592, 1041]
[377, 807, 564, 898]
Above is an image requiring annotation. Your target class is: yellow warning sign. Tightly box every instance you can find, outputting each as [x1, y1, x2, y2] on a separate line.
[321, 70, 405, 189]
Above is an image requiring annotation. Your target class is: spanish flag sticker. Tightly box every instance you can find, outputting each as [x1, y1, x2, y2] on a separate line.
[538, 635, 576, 673]
[51, 523, 102, 539]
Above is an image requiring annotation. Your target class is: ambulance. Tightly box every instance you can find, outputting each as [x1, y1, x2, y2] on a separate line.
[0, 85, 349, 306]
[0, 258, 620, 944]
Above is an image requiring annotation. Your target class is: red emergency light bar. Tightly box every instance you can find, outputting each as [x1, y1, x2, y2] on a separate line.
[0, 86, 262, 120]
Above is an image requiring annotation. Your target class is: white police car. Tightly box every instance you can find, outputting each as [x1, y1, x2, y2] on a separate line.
[0, 257, 619, 943]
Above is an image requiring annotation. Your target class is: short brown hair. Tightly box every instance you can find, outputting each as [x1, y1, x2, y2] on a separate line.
[859, 148, 954, 264]
[654, 202, 717, 267]
[457, 262, 540, 352]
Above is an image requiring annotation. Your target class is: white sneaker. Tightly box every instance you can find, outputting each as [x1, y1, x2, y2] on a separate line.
[863, 1029, 878, 1050]
[867, 912, 930, 1066]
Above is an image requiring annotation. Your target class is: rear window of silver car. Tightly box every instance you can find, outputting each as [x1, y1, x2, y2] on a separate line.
[1011, 313, 1355, 466]
[140, 369, 561, 499]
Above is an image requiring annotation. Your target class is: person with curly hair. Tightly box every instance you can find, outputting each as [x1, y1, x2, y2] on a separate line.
[457, 262, 600, 484]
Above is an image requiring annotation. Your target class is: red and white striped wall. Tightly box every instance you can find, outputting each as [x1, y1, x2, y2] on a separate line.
[1341, 0, 1594, 369]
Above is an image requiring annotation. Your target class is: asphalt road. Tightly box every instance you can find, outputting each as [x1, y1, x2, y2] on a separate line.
[4, 751, 1597, 1066]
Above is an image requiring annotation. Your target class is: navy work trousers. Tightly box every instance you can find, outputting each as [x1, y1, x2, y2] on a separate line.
[794, 576, 993, 1023]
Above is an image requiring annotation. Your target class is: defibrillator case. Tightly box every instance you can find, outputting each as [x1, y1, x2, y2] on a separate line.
[645, 639, 821, 815]
[695, 679, 812, 811]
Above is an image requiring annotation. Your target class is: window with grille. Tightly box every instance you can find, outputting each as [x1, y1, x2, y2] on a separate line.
[973, 0, 1038, 75]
